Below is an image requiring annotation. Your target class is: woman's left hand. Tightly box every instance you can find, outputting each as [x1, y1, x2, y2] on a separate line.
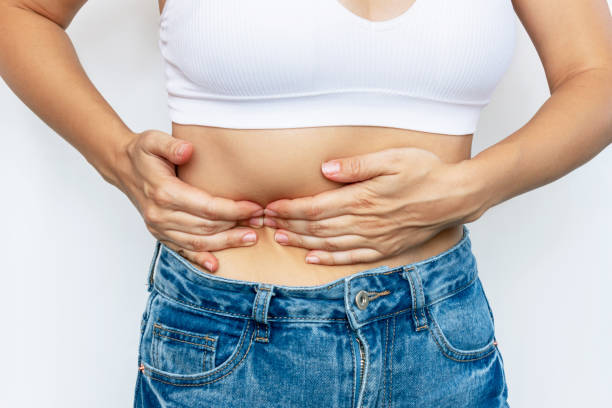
[263, 147, 486, 265]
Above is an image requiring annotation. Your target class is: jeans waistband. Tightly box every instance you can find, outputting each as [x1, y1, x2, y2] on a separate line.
[147, 225, 477, 332]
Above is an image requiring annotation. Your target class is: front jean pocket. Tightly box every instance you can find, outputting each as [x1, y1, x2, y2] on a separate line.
[425, 277, 497, 362]
[140, 290, 256, 386]
[151, 322, 218, 374]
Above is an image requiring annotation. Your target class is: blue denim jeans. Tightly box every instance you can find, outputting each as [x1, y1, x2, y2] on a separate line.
[133, 225, 508, 407]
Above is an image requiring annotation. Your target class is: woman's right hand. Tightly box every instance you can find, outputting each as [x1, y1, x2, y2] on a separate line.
[112, 129, 264, 272]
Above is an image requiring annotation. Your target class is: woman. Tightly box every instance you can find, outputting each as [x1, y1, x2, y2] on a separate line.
[1, 0, 610, 406]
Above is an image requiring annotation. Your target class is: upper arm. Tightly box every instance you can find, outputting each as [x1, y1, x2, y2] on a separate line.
[1, 0, 88, 29]
[512, 0, 612, 92]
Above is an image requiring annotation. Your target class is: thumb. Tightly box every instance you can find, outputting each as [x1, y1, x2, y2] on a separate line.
[142, 131, 193, 165]
[168, 139, 193, 165]
[321, 150, 397, 183]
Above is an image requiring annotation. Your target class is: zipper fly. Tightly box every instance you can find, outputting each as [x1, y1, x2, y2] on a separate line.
[356, 336, 366, 397]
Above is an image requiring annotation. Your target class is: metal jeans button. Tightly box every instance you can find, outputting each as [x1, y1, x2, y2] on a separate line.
[355, 290, 369, 310]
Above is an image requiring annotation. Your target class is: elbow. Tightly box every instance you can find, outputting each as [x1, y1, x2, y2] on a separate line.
[2, 0, 86, 30]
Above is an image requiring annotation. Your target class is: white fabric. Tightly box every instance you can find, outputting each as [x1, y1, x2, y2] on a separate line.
[158, 0, 517, 135]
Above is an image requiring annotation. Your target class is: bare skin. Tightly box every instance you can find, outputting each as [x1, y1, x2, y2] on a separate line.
[0, 0, 610, 287]
[155, 0, 468, 285]
[174, 123, 471, 286]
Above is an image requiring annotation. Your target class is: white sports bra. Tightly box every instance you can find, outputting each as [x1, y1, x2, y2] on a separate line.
[158, 0, 517, 135]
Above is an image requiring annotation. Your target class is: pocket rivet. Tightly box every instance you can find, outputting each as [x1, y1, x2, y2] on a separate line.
[355, 290, 369, 310]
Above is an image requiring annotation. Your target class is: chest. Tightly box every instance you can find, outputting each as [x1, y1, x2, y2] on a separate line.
[158, 0, 517, 101]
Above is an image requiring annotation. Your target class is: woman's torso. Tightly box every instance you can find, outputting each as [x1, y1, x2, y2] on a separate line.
[157, 0, 517, 286]
[174, 123, 471, 286]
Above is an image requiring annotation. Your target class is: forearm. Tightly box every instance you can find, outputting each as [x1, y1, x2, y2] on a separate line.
[462, 68, 612, 218]
[0, 4, 134, 187]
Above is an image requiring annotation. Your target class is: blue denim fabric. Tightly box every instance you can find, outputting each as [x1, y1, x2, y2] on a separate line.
[133, 225, 508, 407]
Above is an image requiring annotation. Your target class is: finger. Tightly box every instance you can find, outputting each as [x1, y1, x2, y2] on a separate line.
[150, 178, 263, 221]
[264, 214, 386, 237]
[144, 207, 237, 234]
[139, 130, 194, 165]
[159, 240, 219, 272]
[321, 148, 400, 183]
[273, 229, 366, 251]
[304, 248, 383, 266]
[146, 209, 263, 235]
[161, 227, 259, 253]
[264, 183, 375, 220]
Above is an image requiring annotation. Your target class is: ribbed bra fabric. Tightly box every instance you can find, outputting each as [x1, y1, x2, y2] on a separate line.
[158, 0, 517, 135]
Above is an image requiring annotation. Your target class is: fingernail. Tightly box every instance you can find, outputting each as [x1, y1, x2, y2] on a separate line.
[305, 255, 320, 264]
[322, 161, 340, 175]
[263, 217, 277, 227]
[204, 261, 214, 271]
[274, 232, 288, 244]
[264, 209, 278, 216]
[249, 217, 263, 227]
[242, 232, 257, 243]
[176, 144, 187, 157]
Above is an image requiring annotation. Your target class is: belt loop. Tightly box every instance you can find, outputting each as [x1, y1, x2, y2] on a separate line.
[402, 266, 428, 332]
[251, 283, 275, 343]
[146, 240, 162, 292]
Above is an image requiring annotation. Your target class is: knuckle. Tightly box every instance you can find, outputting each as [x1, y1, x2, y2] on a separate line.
[200, 199, 214, 219]
[354, 192, 377, 210]
[349, 158, 364, 176]
[226, 232, 240, 247]
[152, 186, 173, 207]
[306, 200, 323, 218]
[322, 238, 340, 251]
[138, 130, 155, 150]
[192, 252, 208, 266]
[188, 237, 206, 252]
[306, 222, 321, 235]
[142, 182, 155, 200]
[143, 205, 161, 224]
[198, 221, 218, 235]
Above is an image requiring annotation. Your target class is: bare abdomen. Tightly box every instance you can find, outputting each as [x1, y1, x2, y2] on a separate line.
[174, 123, 473, 286]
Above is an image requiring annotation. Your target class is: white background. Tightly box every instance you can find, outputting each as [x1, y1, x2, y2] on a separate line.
[0, 1, 610, 406]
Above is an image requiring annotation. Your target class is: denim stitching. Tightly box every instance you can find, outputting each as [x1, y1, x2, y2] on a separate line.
[153, 283, 252, 319]
[260, 289, 267, 324]
[153, 265, 478, 324]
[146, 320, 253, 382]
[389, 315, 395, 408]
[153, 323, 217, 343]
[414, 270, 427, 325]
[255, 286, 271, 342]
[253, 288, 263, 340]
[345, 322, 356, 408]
[425, 307, 496, 360]
[404, 269, 421, 329]
[252, 287, 262, 320]
[268, 315, 348, 321]
[423, 274, 478, 308]
[427, 328, 497, 363]
[382, 318, 389, 407]
[152, 332, 216, 351]
[145, 327, 255, 386]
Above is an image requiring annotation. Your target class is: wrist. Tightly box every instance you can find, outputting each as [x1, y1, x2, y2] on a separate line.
[450, 158, 494, 224]
[97, 129, 137, 189]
